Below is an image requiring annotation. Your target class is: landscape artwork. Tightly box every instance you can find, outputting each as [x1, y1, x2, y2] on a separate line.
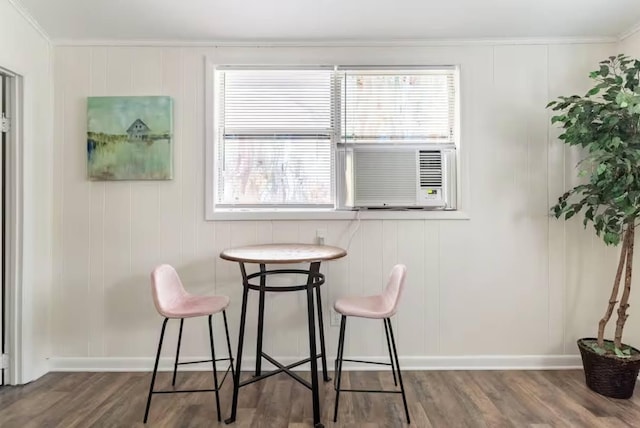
[87, 96, 173, 180]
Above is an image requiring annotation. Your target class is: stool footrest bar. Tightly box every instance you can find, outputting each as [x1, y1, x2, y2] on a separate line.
[177, 357, 231, 366]
[334, 387, 403, 394]
[152, 388, 219, 394]
[338, 358, 392, 367]
[217, 364, 232, 389]
[169, 364, 232, 390]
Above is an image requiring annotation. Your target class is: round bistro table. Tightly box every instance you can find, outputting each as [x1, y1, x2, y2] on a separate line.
[220, 243, 347, 428]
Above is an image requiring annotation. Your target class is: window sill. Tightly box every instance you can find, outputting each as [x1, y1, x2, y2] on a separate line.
[208, 209, 470, 221]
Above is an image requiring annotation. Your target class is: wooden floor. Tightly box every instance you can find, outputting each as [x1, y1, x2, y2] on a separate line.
[0, 370, 639, 427]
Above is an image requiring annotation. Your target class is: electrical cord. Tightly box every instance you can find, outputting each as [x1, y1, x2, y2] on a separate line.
[345, 210, 362, 250]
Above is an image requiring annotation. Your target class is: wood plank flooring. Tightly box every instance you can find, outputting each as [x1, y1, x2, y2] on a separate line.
[0, 370, 639, 427]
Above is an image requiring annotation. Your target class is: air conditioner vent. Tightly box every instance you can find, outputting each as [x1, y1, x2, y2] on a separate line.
[419, 151, 442, 188]
[353, 150, 416, 205]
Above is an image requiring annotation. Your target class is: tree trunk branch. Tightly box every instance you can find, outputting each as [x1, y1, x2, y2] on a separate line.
[597, 228, 630, 348]
[614, 223, 635, 349]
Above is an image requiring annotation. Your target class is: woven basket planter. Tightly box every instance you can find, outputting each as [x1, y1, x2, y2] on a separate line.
[578, 338, 640, 399]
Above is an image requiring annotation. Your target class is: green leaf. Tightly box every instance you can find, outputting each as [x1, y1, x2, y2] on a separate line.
[587, 87, 601, 96]
[604, 232, 621, 246]
[550, 55, 640, 240]
[614, 193, 628, 203]
[585, 206, 595, 221]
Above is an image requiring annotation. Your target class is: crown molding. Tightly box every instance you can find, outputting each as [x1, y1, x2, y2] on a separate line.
[6, 0, 51, 43]
[619, 20, 640, 42]
[52, 36, 618, 48]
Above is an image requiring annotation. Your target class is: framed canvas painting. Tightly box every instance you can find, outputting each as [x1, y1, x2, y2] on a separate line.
[87, 96, 173, 180]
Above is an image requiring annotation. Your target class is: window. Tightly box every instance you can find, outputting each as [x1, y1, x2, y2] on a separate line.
[214, 68, 335, 208]
[211, 65, 458, 213]
[339, 68, 456, 144]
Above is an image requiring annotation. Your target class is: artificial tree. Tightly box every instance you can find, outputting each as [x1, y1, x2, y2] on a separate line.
[548, 54, 640, 359]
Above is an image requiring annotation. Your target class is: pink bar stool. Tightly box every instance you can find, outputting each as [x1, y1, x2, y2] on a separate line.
[332, 264, 410, 424]
[143, 264, 235, 423]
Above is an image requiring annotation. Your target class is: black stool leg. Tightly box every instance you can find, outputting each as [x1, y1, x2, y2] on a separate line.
[333, 315, 347, 423]
[255, 263, 266, 377]
[172, 318, 184, 386]
[208, 315, 222, 422]
[333, 313, 345, 389]
[315, 283, 330, 382]
[225, 263, 250, 425]
[143, 317, 168, 423]
[387, 318, 410, 424]
[306, 261, 322, 428]
[223, 310, 236, 381]
[384, 318, 398, 386]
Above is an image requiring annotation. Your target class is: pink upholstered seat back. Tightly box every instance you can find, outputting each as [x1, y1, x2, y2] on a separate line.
[151, 264, 188, 318]
[382, 264, 407, 316]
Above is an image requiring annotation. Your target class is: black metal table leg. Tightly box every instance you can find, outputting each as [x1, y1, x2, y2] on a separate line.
[314, 269, 330, 382]
[223, 258, 332, 428]
[306, 262, 323, 428]
[225, 263, 250, 425]
[255, 263, 266, 377]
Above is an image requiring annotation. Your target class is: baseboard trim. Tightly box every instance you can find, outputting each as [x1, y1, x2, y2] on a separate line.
[48, 355, 583, 372]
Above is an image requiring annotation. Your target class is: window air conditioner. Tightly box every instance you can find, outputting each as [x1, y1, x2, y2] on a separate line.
[337, 144, 457, 210]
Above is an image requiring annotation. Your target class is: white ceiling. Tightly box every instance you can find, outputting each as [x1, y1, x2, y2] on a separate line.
[16, 0, 640, 42]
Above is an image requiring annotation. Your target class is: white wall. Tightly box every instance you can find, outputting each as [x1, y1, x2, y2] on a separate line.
[0, 0, 53, 382]
[52, 41, 640, 371]
[620, 30, 640, 57]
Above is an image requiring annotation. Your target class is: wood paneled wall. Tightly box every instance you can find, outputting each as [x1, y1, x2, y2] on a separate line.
[52, 42, 640, 368]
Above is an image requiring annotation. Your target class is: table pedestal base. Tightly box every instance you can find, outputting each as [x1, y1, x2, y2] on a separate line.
[225, 262, 330, 428]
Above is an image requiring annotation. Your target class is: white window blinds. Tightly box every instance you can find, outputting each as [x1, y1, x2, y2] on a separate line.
[215, 68, 335, 207]
[339, 68, 457, 144]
